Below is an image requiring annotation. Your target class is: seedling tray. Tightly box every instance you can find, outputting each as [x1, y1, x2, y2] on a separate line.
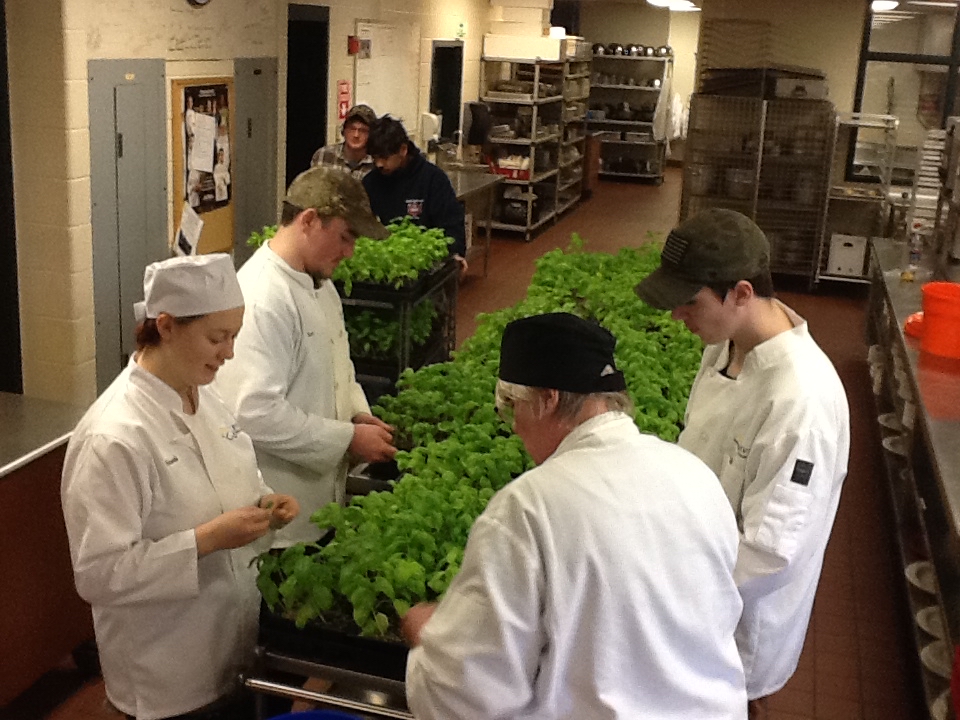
[258, 601, 408, 682]
[336, 257, 457, 304]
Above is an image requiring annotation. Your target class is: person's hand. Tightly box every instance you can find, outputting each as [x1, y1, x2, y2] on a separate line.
[454, 254, 469, 279]
[259, 493, 300, 530]
[195, 506, 272, 557]
[352, 412, 394, 435]
[400, 602, 438, 647]
[348, 422, 397, 463]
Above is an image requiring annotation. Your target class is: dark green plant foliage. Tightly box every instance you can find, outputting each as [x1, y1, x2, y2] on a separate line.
[256, 234, 703, 637]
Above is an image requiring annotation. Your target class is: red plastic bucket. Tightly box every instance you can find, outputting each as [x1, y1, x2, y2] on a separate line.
[920, 282, 960, 359]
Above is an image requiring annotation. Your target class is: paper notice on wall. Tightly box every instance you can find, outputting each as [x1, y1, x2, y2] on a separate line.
[188, 113, 217, 173]
[174, 203, 204, 256]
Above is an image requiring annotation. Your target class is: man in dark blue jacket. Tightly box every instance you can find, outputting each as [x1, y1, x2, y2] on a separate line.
[363, 115, 468, 275]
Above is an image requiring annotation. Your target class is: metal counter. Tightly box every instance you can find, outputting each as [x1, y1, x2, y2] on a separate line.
[446, 169, 503, 277]
[871, 239, 960, 534]
[0, 392, 85, 479]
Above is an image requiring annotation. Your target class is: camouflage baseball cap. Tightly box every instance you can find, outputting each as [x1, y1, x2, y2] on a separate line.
[343, 104, 376, 128]
[284, 166, 389, 240]
[635, 208, 770, 310]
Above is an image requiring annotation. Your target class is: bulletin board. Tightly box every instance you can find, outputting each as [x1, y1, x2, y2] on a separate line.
[171, 77, 235, 254]
[355, 21, 420, 128]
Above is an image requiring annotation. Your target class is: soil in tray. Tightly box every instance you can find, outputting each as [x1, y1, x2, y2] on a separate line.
[259, 601, 408, 681]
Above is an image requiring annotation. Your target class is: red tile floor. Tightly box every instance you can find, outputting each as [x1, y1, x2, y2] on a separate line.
[10, 168, 926, 720]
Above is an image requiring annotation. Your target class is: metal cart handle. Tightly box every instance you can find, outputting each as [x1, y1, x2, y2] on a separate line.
[243, 675, 415, 720]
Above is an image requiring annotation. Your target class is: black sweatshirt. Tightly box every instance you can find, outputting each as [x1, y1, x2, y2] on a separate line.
[362, 143, 466, 256]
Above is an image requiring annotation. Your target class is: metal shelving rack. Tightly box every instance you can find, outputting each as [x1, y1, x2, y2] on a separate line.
[815, 113, 897, 285]
[933, 116, 960, 269]
[557, 57, 591, 217]
[481, 57, 589, 241]
[585, 54, 671, 183]
[681, 94, 834, 284]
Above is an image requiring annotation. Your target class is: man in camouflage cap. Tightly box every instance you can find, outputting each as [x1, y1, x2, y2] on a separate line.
[215, 166, 396, 549]
[637, 208, 851, 720]
[310, 104, 378, 179]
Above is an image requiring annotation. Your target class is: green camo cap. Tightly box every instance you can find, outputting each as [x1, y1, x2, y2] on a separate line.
[635, 208, 770, 310]
[343, 104, 377, 128]
[284, 166, 389, 240]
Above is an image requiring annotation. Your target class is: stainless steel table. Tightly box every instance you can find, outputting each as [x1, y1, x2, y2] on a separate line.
[867, 239, 960, 710]
[446, 169, 503, 277]
[0, 391, 85, 479]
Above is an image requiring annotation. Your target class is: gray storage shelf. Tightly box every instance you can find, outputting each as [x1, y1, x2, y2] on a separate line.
[481, 55, 590, 241]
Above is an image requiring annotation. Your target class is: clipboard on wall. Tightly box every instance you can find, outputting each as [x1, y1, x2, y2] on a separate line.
[171, 77, 235, 254]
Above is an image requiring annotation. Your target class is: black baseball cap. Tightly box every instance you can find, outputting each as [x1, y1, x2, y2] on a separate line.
[499, 313, 626, 393]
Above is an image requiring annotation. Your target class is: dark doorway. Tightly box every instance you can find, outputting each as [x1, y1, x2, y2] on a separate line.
[550, 0, 580, 37]
[429, 41, 463, 142]
[0, 10, 23, 393]
[286, 4, 330, 186]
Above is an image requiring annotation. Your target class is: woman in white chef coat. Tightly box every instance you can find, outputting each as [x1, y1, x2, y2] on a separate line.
[402, 313, 748, 720]
[61, 254, 299, 720]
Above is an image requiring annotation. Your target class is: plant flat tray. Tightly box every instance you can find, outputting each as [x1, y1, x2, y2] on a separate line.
[337, 257, 457, 304]
[258, 601, 408, 682]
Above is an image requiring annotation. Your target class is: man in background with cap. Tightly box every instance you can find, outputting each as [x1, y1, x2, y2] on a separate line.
[215, 167, 397, 548]
[635, 208, 850, 719]
[310, 104, 377, 180]
[402, 312, 747, 720]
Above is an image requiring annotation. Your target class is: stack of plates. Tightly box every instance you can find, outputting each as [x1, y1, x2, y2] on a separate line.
[882, 434, 908, 457]
[916, 606, 946, 639]
[931, 690, 951, 720]
[906, 560, 937, 595]
[878, 412, 903, 432]
[921, 639, 952, 680]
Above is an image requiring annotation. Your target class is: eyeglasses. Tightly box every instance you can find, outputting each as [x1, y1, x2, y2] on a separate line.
[495, 398, 515, 426]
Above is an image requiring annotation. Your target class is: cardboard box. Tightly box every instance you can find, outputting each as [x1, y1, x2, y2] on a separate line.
[483, 34, 587, 61]
[491, 164, 531, 180]
[828, 234, 867, 276]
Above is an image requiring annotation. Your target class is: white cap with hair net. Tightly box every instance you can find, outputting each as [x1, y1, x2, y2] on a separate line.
[133, 253, 244, 323]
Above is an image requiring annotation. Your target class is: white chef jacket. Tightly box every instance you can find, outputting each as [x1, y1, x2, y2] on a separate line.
[406, 412, 747, 720]
[678, 302, 850, 699]
[213, 243, 370, 546]
[61, 360, 272, 720]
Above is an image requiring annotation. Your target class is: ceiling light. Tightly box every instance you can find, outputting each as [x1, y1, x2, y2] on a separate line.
[646, 0, 672, 6]
[670, 0, 700, 9]
[872, 1, 900, 10]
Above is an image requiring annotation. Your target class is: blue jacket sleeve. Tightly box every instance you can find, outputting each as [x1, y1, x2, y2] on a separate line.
[427, 168, 466, 257]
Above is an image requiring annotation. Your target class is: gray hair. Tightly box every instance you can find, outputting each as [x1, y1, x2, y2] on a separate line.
[495, 379, 633, 424]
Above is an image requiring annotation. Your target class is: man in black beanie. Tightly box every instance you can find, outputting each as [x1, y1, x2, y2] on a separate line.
[402, 312, 748, 720]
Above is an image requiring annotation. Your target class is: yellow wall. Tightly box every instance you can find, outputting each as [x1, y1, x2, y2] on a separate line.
[5, 0, 493, 405]
[699, 0, 867, 112]
[579, 1, 671, 47]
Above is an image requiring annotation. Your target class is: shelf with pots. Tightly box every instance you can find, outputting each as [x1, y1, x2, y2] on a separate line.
[480, 53, 590, 240]
[585, 42, 672, 183]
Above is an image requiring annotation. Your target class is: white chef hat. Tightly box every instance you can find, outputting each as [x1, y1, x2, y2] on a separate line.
[134, 253, 244, 323]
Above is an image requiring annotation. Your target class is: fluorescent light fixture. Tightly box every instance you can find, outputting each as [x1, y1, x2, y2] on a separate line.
[872, 1, 900, 10]
[646, 0, 700, 8]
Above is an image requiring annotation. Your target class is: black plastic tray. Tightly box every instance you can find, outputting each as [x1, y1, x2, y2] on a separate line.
[337, 257, 457, 304]
[258, 601, 408, 682]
